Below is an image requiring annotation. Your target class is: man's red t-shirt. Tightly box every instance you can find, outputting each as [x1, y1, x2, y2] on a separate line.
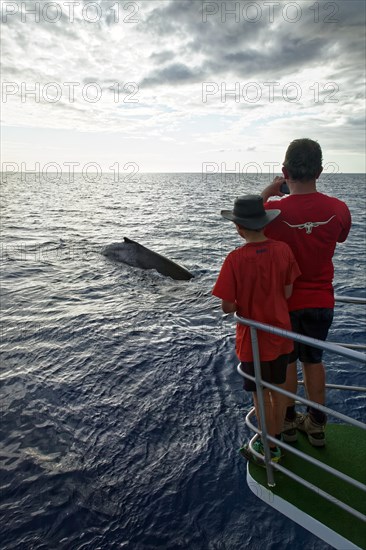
[264, 192, 351, 311]
[212, 239, 301, 362]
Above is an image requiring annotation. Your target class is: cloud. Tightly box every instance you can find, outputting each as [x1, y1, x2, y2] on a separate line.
[150, 51, 175, 64]
[140, 0, 365, 84]
[1, 0, 365, 170]
[141, 63, 205, 87]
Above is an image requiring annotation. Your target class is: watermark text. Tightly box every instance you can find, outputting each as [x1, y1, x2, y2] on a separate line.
[202, 81, 339, 104]
[1, 162, 140, 183]
[2, 81, 139, 104]
[201, 2, 339, 24]
[1, 1, 140, 24]
[201, 161, 340, 182]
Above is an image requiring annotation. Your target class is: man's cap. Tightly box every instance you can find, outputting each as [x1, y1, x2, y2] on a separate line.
[221, 194, 280, 229]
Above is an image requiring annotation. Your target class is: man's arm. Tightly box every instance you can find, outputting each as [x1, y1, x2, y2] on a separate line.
[337, 203, 352, 243]
[261, 176, 286, 202]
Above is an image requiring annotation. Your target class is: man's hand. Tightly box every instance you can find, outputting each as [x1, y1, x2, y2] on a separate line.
[261, 176, 287, 202]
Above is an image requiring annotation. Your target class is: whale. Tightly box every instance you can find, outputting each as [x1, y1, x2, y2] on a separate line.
[102, 237, 194, 281]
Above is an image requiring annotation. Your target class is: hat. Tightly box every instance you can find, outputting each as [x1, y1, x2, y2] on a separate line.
[221, 195, 280, 230]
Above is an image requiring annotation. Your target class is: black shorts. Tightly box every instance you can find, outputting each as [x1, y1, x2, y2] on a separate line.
[289, 308, 334, 364]
[240, 354, 289, 392]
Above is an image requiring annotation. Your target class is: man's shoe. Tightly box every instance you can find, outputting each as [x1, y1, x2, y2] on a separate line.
[282, 412, 303, 442]
[297, 413, 326, 447]
[240, 439, 282, 464]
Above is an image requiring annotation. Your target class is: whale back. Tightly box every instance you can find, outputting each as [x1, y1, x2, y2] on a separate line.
[102, 238, 194, 281]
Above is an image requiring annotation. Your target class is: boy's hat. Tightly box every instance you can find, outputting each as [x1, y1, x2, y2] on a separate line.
[221, 195, 280, 229]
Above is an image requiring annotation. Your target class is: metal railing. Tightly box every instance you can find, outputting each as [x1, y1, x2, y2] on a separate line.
[234, 296, 366, 523]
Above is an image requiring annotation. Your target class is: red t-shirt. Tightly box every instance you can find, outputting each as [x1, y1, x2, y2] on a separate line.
[264, 192, 351, 311]
[212, 239, 301, 362]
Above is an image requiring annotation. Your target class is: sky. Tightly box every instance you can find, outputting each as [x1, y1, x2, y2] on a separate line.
[1, 0, 365, 174]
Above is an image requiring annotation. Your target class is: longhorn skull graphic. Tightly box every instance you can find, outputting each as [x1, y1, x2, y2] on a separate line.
[282, 215, 336, 234]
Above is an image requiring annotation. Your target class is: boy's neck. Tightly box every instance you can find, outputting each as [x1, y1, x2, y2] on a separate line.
[245, 233, 267, 243]
[241, 229, 267, 243]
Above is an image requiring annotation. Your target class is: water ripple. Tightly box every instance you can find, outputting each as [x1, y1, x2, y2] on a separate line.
[1, 174, 363, 550]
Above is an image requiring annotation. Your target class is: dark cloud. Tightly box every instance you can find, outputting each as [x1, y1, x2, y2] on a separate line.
[346, 116, 365, 127]
[150, 51, 175, 64]
[211, 36, 328, 78]
[141, 63, 205, 87]
[140, 0, 365, 86]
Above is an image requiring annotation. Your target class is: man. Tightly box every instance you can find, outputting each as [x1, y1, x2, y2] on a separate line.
[261, 139, 351, 446]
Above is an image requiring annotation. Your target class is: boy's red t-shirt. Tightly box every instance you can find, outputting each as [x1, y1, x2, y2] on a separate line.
[264, 192, 351, 311]
[212, 239, 301, 362]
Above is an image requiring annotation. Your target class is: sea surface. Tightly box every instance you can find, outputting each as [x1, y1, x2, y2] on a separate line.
[1, 173, 365, 550]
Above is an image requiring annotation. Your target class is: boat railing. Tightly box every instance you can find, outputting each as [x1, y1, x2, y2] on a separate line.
[234, 295, 366, 523]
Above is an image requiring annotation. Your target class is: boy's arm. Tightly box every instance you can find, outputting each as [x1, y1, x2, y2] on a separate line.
[212, 254, 237, 313]
[284, 284, 293, 299]
[221, 300, 236, 314]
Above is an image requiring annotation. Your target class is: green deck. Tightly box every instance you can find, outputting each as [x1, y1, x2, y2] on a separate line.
[248, 424, 366, 549]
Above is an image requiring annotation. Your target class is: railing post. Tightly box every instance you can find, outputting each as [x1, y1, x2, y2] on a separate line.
[250, 326, 275, 487]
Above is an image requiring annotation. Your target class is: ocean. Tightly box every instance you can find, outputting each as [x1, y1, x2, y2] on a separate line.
[1, 173, 365, 550]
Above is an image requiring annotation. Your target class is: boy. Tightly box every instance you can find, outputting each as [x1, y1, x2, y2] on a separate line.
[212, 195, 301, 462]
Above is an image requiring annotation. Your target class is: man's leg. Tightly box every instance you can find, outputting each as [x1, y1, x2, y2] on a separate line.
[302, 361, 326, 405]
[300, 308, 333, 416]
[284, 309, 301, 425]
[279, 309, 332, 445]
[302, 360, 327, 425]
[296, 361, 327, 446]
